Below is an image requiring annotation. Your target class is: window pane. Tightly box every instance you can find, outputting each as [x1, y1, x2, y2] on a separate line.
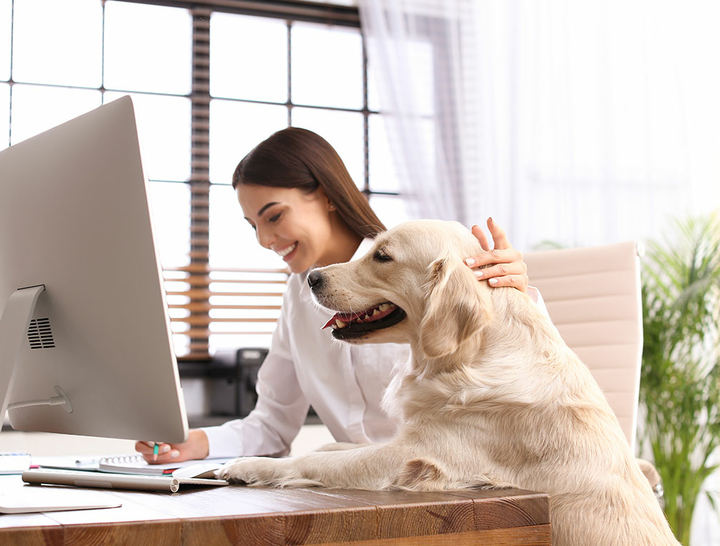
[292, 107, 364, 189]
[104, 1, 192, 95]
[12, 0, 102, 87]
[0, 0, 10, 80]
[291, 22, 363, 109]
[210, 13, 287, 103]
[406, 40, 435, 117]
[147, 182, 191, 268]
[10, 84, 101, 145]
[209, 184, 286, 270]
[104, 92, 191, 183]
[367, 65, 381, 113]
[0, 83, 8, 151]
[368, 114, 399, 192]
[369, 195, 410, 229]
[209, 99, 287, 184]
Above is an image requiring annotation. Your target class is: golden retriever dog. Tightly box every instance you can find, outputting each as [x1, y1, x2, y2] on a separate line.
[219, 220, 679, 546]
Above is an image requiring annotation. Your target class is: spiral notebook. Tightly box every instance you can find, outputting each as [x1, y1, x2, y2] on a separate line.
[96, 454, 233, 476]
[97, 454, 178, 475]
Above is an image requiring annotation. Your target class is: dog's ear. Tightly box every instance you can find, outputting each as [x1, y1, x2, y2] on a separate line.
[419, 257, 492, 359]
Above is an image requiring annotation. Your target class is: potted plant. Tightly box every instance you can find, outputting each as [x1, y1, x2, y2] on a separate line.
[639, 213, 720, 545]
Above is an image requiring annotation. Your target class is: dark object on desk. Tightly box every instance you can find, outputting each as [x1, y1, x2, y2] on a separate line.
[179, 348, 318, 424]
[210, 348, 267, 417]
[177, 348, 267, 419]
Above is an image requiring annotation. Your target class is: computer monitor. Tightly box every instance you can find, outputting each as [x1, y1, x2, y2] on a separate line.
[0, 96, 188, 443]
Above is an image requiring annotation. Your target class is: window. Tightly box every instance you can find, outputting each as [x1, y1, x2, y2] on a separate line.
[0, 0, 407, 359]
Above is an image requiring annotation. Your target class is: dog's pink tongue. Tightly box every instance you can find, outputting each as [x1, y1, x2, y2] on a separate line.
[321, 313, 364, 330]
[322, 311, 364, 329]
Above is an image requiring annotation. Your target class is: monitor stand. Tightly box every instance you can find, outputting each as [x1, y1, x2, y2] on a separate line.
[0, 285, 73, 435]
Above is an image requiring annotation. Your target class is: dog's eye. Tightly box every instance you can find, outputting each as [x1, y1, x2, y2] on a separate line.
[374, 250, 393, 262]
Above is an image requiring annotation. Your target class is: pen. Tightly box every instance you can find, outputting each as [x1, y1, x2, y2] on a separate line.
[152, 442, 159, 462]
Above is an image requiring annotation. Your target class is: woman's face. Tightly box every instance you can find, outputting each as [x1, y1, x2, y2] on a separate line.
[238, 184, 336, 273]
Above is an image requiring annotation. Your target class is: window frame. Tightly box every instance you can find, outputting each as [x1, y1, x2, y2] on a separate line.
[1, 0, 402, 360]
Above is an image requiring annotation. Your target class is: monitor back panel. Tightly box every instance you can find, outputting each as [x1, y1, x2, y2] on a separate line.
[0, 97, 188, 443]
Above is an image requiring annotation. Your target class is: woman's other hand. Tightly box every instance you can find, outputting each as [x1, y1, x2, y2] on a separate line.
[464, 218, 529, 293]
[135, 428, 210, 464]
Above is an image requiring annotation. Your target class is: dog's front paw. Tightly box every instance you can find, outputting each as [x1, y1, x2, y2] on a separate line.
[217, 457, 289, 486]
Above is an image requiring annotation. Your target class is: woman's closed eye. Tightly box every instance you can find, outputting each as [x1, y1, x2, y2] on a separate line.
[268, 212, 282, 223]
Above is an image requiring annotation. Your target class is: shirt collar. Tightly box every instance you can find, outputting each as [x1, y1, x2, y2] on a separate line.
[351, 237, 375, 262]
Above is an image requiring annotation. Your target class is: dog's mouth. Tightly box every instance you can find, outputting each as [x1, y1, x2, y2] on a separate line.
[322, 302, 407, 340]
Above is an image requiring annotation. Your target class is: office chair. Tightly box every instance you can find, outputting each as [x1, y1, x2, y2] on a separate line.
[525, 241, 662, 500]
[525, 240, 643, 447]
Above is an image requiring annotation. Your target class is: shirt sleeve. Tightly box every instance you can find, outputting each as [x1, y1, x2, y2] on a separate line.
[201, 287, 310, 458]
[527, 285, 550, 318]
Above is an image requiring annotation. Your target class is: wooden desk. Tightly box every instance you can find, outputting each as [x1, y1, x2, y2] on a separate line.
[0, 476, 550, 545]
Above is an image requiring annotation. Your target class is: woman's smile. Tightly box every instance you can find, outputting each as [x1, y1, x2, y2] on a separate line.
[275, 242, 299, 261]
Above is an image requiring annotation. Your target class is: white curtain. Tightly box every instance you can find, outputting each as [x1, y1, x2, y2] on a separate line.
[360, 0, 720, 251]
[360, 1, 720, 543]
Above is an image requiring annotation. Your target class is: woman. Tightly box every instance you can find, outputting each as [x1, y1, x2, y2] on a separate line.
[136, 127, 539, 463]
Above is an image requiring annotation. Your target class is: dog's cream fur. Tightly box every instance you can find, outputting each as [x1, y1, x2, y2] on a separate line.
[219, 220, 679, 546]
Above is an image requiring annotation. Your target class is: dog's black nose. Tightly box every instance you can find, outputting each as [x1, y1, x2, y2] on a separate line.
[307, 270, 324, 290]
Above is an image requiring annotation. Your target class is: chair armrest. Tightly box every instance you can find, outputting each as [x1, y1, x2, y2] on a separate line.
[637, 458, 664, 506]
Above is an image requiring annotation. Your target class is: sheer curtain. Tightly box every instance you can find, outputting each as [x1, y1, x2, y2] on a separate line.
[360, 0, 720, 251]
[360, 1, 720, 543]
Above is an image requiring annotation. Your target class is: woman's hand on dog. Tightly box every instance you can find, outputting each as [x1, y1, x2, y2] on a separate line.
[464, 218, 529, 293]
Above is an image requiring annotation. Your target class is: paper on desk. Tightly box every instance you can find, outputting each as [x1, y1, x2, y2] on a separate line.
[0, 452, 31, 475]
[0, 486, 121, 514]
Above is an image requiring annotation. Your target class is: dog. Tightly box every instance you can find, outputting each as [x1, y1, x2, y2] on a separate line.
[218, 220, 680, 546]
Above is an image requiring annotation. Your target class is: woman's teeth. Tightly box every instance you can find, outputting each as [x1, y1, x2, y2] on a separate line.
[276, 243, 297, 258]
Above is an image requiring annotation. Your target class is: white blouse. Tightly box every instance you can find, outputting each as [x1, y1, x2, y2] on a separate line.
[202, 239, 546, 458]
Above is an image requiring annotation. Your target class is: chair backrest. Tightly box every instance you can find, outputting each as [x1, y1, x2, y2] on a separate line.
[524, 241, 643, 450]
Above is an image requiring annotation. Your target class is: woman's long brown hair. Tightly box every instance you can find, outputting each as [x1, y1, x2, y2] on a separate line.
[232, 127, 386, 238]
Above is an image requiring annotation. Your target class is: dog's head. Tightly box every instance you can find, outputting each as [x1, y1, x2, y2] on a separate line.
[309, 220, 493, 359]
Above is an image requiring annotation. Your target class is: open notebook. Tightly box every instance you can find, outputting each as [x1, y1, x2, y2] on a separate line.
[37, 454, 233, 476]
[98, 455, 234, 476]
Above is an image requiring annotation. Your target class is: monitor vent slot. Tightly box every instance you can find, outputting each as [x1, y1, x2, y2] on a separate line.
[27, 318, 56, 349]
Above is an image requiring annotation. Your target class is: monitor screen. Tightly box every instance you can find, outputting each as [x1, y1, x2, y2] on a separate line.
[0, 96, 188, 444]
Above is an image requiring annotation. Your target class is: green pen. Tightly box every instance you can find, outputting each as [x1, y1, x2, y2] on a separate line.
[152, 442, 159, 462]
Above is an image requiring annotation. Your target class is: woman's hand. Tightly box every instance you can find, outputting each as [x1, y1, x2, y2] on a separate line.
[464, 218, 529, 293]
[135, 428, 210, 464]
